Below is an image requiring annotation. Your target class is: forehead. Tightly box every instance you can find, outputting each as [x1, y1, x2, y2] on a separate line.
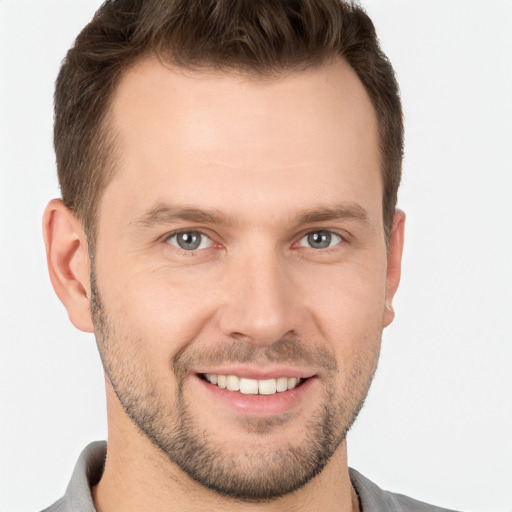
[102, 56, 381, 227]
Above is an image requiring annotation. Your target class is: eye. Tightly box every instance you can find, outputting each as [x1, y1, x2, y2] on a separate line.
[166, 231, 213, 251]
[299, 230, 342, 250]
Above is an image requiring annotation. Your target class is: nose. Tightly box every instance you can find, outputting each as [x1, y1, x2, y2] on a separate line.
[217, 246, 303, 347]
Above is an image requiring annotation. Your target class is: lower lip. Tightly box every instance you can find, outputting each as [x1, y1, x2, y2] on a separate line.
[194, 375, 317, 416]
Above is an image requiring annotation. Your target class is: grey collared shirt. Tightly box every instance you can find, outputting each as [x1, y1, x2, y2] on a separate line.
[41, 442, 461, 512]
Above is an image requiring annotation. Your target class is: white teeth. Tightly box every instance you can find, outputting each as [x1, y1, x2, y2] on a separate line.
[287, 377, 298, 390]
[204, 374, 304, 394]
[226, 375, 240, 391]
[240, 378, 259, 395]
[276, 377, 288, 392]
[206, 374, 218, 385]
[258, 379, 277, 395]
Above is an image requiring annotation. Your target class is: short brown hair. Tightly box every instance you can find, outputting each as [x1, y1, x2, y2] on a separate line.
[54, 0, 403, 246]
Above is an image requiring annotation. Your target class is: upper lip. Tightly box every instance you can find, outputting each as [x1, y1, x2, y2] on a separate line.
[194, 366, 317, 380]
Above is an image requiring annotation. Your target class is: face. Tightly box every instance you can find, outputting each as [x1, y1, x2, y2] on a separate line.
[90, 57, 401, 500]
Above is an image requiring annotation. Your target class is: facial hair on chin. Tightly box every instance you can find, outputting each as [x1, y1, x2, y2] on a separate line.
[89, 267, 380, 501]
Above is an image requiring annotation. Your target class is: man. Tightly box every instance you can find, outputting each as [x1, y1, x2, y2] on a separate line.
[40, 0, 459, 510]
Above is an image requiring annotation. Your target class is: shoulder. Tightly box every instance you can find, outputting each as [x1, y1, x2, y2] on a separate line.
[349, 468, 463, 512]
[40, 496, 67, 512]
[39, 441, 106, 512]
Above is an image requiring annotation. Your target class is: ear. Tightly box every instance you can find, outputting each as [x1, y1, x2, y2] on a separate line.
[42, 199, 94, 332]
[383, 209, 406, 328]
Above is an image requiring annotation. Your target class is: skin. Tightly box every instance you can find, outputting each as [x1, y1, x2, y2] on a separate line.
[43, 56, 405, 511]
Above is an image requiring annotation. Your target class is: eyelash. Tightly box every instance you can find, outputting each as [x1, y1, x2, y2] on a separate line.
[163, 229, 346, 255]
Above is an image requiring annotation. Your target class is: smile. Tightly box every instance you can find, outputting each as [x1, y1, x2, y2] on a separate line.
[202, 374, 305, 395]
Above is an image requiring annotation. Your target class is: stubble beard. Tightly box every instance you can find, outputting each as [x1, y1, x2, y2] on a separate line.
[90, 269, 380, 501]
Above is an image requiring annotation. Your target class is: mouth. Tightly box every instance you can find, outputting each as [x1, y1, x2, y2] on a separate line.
[194, 370, 317, 417]
[199, 373, 306, 395]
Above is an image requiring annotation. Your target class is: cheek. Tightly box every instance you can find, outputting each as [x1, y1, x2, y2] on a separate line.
[99, 261, 222, 355]
[297, 261, 386, 360]
[300, 257, 387, 316]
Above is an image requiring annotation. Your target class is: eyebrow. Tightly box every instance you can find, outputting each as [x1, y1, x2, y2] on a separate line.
[132, 204, 232, 227]
[131, 202, 369, 228]
[295, 204, 369, 225]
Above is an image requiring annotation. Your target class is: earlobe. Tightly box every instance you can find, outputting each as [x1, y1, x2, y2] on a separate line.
[383, 209, 406, 328]
[42, 199, 94, 332]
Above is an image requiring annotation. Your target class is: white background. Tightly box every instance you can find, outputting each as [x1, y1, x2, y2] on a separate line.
[0, 1, 511, 511]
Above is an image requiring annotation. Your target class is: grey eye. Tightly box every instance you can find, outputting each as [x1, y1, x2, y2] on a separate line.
[167, 231, 212, 251]
[299, 230, 342, 249]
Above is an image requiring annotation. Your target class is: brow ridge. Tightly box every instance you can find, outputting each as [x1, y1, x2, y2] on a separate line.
[132, 204, 231, 227]
[132, 201, 369, 228]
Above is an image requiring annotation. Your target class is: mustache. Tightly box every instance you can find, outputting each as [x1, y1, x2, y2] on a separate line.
[172, 334, 338, 382]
